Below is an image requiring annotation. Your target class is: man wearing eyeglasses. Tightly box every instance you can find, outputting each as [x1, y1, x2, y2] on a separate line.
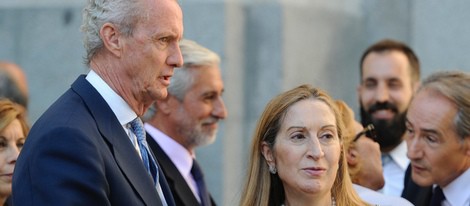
[357, 39, 421, 197]
[336, 100, 413, 205]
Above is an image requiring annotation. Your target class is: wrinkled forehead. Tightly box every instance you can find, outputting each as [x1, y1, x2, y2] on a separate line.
[408, 89, 458, 133]
[281, 99, 337, 129]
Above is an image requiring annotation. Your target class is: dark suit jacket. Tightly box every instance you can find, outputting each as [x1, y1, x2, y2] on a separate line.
[146, 133, 216, 206]
[12, 75, 175, 206]
[401, 164, 433, 206]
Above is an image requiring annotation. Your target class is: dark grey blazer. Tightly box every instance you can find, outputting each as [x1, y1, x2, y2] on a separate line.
[12, 75, 175, 206]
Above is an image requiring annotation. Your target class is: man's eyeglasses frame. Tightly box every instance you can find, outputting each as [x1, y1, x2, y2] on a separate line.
[353, 124, 377, 142]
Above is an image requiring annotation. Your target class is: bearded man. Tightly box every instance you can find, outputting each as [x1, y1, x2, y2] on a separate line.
[357, 39, 420, 196]
[144, 39, 227, 206]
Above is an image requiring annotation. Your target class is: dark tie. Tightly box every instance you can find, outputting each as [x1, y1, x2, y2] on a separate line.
[191, 160, 211, 206]
[429, 186, 445, 206]
[130, 118, 167, 206]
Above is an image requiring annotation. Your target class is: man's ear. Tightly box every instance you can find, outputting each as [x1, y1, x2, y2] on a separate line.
[346, 147, 359, 166]
[261, 142, 275, 166]
[100, 22, 122, 58]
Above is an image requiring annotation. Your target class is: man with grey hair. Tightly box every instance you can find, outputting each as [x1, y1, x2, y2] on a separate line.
[145, 39, 227, 206]
[13, 0, 183, 205]
[405, 71, 470, 206]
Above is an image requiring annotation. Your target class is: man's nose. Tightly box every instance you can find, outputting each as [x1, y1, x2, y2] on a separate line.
[212, 96, 227, 119]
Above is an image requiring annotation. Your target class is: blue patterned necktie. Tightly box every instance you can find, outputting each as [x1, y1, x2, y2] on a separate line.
[130, 118, 167, 206]
[191, 159, 211, 206]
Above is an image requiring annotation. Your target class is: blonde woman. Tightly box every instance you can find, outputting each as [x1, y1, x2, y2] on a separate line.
[240, 84, 368, 206]
[0, 99, 29, 205]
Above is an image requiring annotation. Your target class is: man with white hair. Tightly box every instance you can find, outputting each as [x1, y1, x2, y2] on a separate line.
[13, 0, 184, 205]
[145, 39, 227, 206]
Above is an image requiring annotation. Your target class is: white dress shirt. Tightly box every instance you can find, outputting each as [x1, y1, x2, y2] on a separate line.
[85, 70, 137, 135]
[144, 123, 201, 203]
[441, 168, 470, 206]
[381, 141, 410, 196]
[354, 184, 413, 206]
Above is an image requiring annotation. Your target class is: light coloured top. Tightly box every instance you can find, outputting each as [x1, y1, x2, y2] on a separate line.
[144, 123, 201, 203]
[354, 184, 413, 206]
[441, 168, 470, 206]
[380, 141, 409, 196]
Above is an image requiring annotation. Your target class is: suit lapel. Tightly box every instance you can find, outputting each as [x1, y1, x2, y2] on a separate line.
[147, 134, 200, 206]
[71, 75, 161, 205]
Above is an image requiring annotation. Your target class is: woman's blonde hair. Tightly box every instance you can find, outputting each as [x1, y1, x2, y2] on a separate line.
[0, 99, 29, 136]
[240, 84, 368, 206]
[335, 100, 362, 183]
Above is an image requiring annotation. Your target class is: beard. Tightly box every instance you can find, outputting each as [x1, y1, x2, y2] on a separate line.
[179, 117, 218, 148]
[360, 101, 407, 152]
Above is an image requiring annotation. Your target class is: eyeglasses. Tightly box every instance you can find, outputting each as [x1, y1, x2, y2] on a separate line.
[353, 124, 377, 142]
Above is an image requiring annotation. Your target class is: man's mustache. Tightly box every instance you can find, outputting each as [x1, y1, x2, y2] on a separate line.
[202, 117, 220, 125]
[368, 102, 399, 114]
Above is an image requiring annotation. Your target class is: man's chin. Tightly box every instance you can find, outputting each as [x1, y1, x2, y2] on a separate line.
[155, 90, 168, 100]
[411, 173, 433, 187]
[148, 87, 168, 101]
[412, 176, 433, 187]
[195, 132, 217, 147]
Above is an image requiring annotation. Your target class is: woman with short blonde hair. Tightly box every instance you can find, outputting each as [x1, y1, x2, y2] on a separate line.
[0, 99, 29, 205]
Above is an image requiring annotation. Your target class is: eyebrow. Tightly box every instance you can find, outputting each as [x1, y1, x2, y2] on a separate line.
[200, 90, 222, 98]
[286, 124, 335, 131]
[321, 125, 336, 130]
[406, 118, 441, 136]
[364, 76, 403, 82]
[405, 118, 412, 126]
[387, 77, 402, 81]
[421, 129, 440, 136]
[286, 126, 306, 132]
[363, 77, 376, 82]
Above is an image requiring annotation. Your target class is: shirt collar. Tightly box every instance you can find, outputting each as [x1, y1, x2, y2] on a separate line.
[443, 168, 470, 206]
[388, 141, 409, 170]
[86, 70, 137, 125]
[144, 123, 194, 176]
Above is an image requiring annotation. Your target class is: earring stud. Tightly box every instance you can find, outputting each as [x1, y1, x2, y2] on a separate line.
[269, 165, 277, 174]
